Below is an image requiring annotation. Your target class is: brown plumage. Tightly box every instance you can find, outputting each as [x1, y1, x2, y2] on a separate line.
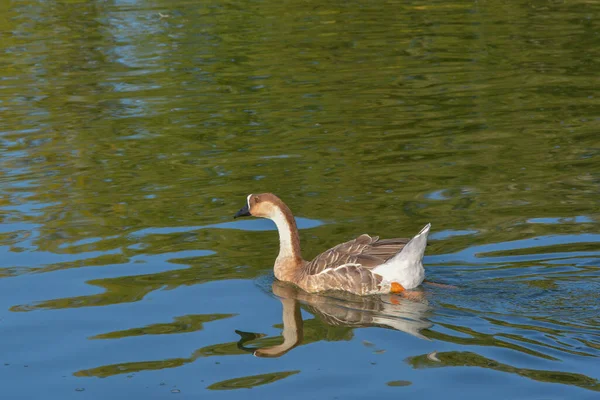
[303, 235, 410, 275]
[233, 193, 429, 296]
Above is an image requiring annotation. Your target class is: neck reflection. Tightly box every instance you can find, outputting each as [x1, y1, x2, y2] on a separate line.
[238, 280, 432, 358]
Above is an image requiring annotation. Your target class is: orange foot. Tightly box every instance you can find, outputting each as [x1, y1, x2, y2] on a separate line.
[390, 282, 405, 293]
[390, 282, 425, 302]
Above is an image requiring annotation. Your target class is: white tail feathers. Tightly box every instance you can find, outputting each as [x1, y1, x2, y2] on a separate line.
[372, 223, 431, 290]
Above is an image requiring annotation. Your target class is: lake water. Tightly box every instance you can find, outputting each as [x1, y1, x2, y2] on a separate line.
[1, 0, 599, 398]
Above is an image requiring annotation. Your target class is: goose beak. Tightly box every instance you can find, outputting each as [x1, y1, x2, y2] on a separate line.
[234, 204, 251, 219]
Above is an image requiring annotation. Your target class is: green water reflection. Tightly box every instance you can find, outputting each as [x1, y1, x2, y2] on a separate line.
[207, 371, 301, 390]
[0, 0, 599, 397]
[408, 351, 600, 392]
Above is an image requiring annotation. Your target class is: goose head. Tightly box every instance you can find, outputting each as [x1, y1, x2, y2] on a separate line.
[233, 193, 284, 219]
[233, 193, 302, 269]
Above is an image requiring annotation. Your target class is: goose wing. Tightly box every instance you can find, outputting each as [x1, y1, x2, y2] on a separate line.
[304, 234, 409, 276]
[302, 263, 384, 295]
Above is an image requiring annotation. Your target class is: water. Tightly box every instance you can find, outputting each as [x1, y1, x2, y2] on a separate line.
[1, 0, 599, 398]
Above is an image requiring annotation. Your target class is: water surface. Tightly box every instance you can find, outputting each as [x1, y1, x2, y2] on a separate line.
[1, 0, 599, 398]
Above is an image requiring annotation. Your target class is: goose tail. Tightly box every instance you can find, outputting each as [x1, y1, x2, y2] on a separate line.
[372, 223, 431, 290]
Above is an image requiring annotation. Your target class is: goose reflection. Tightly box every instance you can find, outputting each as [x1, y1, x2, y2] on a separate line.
[240, 280, 432, 358]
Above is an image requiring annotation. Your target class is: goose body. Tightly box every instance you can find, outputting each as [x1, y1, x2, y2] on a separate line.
[234, 193, 430, 296]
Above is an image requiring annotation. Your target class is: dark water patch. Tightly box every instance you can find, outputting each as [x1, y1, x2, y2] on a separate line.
[91, 313, 236, 339]
[207, 370, 300, 390]
[407, 351, 600, 392]
[387, 380, 412, 387]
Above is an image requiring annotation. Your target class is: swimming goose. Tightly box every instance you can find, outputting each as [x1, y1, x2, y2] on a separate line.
[234, 193, 430, 296]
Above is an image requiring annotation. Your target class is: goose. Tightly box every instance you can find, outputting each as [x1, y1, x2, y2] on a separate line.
[234, 193, 430, 296]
